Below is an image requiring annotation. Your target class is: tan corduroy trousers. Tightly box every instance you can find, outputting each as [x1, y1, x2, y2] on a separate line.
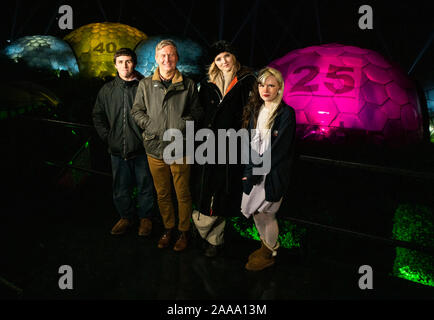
[147, 156, 192, 231]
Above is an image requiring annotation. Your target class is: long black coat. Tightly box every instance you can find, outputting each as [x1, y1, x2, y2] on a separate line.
[192, 67, 256, 217]
[243, 103, 296, 203]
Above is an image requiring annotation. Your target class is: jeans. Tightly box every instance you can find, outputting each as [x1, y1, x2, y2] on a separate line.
[111, 154, 154, 219]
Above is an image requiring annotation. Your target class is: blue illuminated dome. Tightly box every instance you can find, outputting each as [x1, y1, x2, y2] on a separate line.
[425, 85, 434, 142]
[425, 86, 434, 115]
[135, 35, 207, 82]
[2, 35, 79, 76]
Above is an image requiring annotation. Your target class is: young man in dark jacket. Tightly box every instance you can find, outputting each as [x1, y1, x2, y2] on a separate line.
[92, 48, 154, 237]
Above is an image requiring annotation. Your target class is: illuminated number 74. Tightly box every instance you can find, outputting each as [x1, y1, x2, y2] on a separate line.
[324, 64, 355, 94]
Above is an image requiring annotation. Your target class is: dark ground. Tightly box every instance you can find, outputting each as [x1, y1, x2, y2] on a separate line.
[1, 117, 434, 304]
[0, 173, 433, 300]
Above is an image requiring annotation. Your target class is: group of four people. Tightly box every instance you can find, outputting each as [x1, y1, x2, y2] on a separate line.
[92, 39, 296, 271]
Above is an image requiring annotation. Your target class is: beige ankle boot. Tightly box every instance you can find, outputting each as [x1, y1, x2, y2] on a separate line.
[245, 241, 279, 271]
[248, 238, 265, 261]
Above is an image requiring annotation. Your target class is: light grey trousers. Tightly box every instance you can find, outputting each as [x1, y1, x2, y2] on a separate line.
[192, 210, 226, 246]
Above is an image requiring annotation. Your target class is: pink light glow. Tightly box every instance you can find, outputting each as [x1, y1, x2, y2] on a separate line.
[269, 43, 424, 145]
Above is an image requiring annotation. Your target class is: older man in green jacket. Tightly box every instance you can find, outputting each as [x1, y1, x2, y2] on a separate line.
[131, 39, 202, 252]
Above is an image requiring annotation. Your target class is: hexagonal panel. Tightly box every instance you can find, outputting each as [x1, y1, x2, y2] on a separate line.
[363, 64, 393, 85]
[366, 52, 391, 68]
[362, 81, 389, 105]
[285, 94, 312, 110]
[382, 99, 401, 119]
[315, 46, 345, 57]
[304, 97, 338, 126]
[359, 103, 388, 131]
[340, 54, 369, 68]
[401, 104, 420, 131]
[333, 96, 364, 114]
[388, 68, 413, 89]
[386, 82, 409, 105]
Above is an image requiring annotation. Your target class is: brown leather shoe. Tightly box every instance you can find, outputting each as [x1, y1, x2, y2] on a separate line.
[157, 229, 172, 248]
[110, 218, 131, 235]
[173, 231, 188, 252]
[138, 218, 152, 236]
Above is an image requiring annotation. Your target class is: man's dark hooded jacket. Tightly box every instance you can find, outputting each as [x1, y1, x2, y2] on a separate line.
[92, 71, 145, 159]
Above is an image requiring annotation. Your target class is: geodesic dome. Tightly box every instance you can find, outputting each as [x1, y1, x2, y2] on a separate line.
[269, 43, 424, 145]
[135, 35, 207, 82]
[2, 35, 79, 76]
[424, 85, 434, 142]
[64, 22, 147, 78]
[425, 85, 434, 115]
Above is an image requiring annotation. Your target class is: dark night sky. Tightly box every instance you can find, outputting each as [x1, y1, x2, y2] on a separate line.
[2, 0, 434, 84]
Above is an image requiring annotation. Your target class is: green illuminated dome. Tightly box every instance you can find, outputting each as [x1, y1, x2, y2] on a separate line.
[64, 22, 147, 78]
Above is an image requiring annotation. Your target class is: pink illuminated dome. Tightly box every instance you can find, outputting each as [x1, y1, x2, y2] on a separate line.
[269, 43, 424, 145]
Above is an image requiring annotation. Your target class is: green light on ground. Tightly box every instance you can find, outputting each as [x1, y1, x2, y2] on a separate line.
[71, 130, 77, 135]
[230, 216, 305, 249]
[394, 261, 434, 287]
[60, 140, 91, 188]
[391, 204, 434, 287]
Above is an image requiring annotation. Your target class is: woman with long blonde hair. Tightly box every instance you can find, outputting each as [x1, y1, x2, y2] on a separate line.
[241, 67, 296, 271]
[192, 40, 256, 257]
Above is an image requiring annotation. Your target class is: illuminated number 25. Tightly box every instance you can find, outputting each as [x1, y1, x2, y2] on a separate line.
[290, 66, 319, 92]
[324, 65, 355, 94]
[290, 64, 355, 94]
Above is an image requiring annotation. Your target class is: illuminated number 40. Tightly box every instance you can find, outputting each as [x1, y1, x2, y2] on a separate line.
[93, 42, 117, 53]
